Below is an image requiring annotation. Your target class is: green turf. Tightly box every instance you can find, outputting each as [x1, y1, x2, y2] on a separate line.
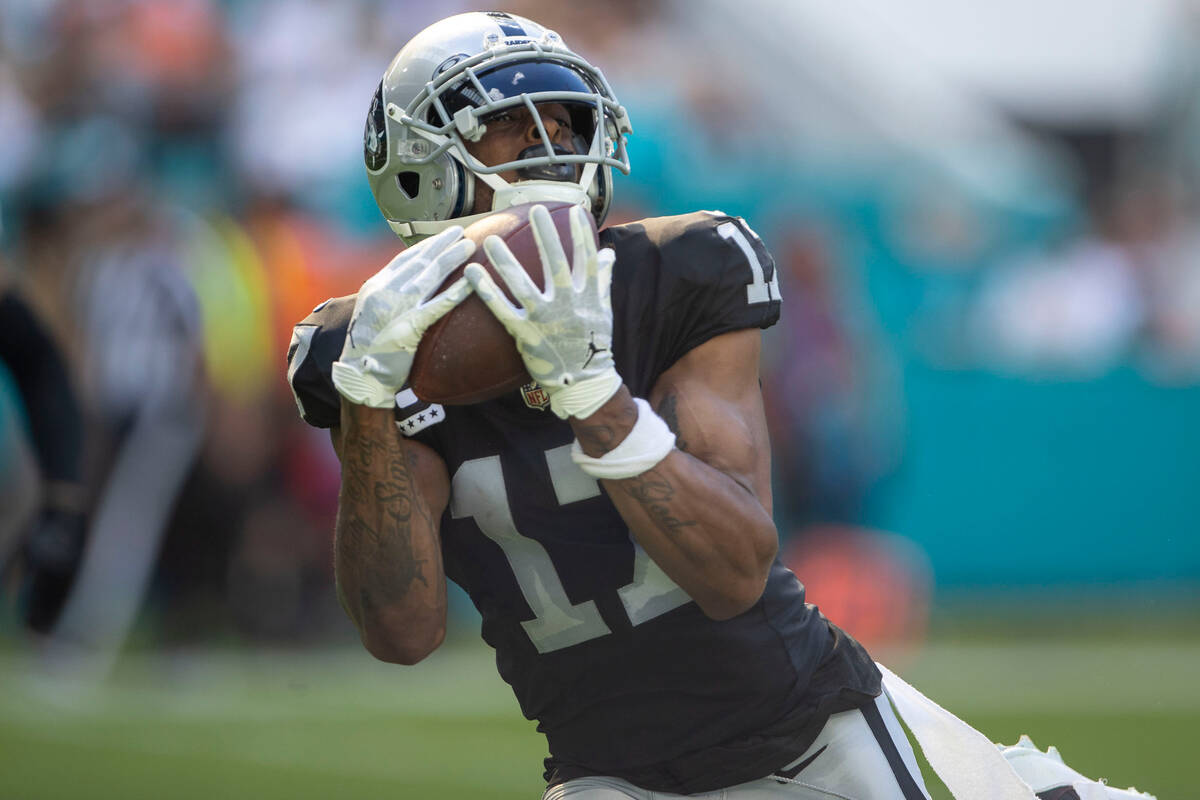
[0, 634, 1189, 799]
[936, 711, 1186, 799]
[0, 715, 545, 799]
[0, 646, 548, 800]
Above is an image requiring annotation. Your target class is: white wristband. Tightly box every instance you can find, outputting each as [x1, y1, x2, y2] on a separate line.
[570, 397, 676, 480]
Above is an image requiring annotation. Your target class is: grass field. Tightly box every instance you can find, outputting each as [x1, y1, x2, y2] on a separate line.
[0, 632, 1191, 799]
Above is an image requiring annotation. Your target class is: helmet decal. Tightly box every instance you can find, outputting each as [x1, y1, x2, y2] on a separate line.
[434, 53, 468, 79]
[484, 11, 528, 38]
[363, 81, 388, 173]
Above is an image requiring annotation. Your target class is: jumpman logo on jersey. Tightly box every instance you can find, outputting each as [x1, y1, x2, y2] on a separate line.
[582, 331, 609, 370]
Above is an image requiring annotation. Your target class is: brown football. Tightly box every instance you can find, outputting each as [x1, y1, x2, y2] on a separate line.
[410, 201, 596, 405]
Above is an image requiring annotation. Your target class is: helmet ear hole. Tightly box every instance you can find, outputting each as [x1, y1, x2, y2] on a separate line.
[397, 171, 421, 199]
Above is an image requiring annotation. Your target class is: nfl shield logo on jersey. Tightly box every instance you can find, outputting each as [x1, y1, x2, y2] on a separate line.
[521, 381, 550, 411]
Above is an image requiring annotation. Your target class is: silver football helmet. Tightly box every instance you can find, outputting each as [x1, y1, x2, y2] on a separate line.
[364, 12, 633, 241]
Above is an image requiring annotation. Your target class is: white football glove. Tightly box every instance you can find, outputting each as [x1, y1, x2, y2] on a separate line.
[331, 226, 476, 408]
[464, 205, 622, 419]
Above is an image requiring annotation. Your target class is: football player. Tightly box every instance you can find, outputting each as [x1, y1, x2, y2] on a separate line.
[287, 13, 1155, 800]
[0, 287, 89, 634]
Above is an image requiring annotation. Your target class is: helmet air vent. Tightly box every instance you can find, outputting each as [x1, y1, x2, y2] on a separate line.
[397, 171, 421, 199]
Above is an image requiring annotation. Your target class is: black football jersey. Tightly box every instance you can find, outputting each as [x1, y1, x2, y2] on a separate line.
[287, 211, 880, 794]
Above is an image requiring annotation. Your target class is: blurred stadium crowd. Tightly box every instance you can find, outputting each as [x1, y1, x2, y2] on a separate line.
[1, 0, 1198, 668]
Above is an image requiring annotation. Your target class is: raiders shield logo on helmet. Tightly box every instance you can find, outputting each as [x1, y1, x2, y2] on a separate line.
[364, 81, 387, 173]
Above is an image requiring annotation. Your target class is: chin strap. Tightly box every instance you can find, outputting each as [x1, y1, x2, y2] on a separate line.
[492, 180, 589, 212]
[390, 181, 591, 243]
[390, 216, 487, 242]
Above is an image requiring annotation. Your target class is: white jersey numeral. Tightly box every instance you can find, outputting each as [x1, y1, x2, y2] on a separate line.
[717, 220, 781, 305]
[450, 447, 690, 653]
[451, 456, 611, 653]
[543, 444, 690, 626]
[618, 542, 691, 625]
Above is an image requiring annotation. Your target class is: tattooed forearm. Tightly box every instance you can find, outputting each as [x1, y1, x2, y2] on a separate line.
[336, 429, 431, 612]
[574, 395, 638, 456]
[329, 403, 450, 659]
[372, 458, 414, 523]
[621, 469, 697, 534]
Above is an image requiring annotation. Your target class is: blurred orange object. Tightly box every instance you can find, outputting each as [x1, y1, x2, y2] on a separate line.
[782, 525, 931, 657]
[128, 0, 224, 84]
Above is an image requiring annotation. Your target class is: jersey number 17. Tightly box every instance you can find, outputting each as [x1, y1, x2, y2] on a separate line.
[451, 445, 691, 654]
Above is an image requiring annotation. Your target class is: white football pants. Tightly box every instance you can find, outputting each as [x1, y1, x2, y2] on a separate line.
[542, 693, 931, 800]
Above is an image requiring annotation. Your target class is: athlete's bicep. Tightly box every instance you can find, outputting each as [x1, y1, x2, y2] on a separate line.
[648, 328, 773, 516]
